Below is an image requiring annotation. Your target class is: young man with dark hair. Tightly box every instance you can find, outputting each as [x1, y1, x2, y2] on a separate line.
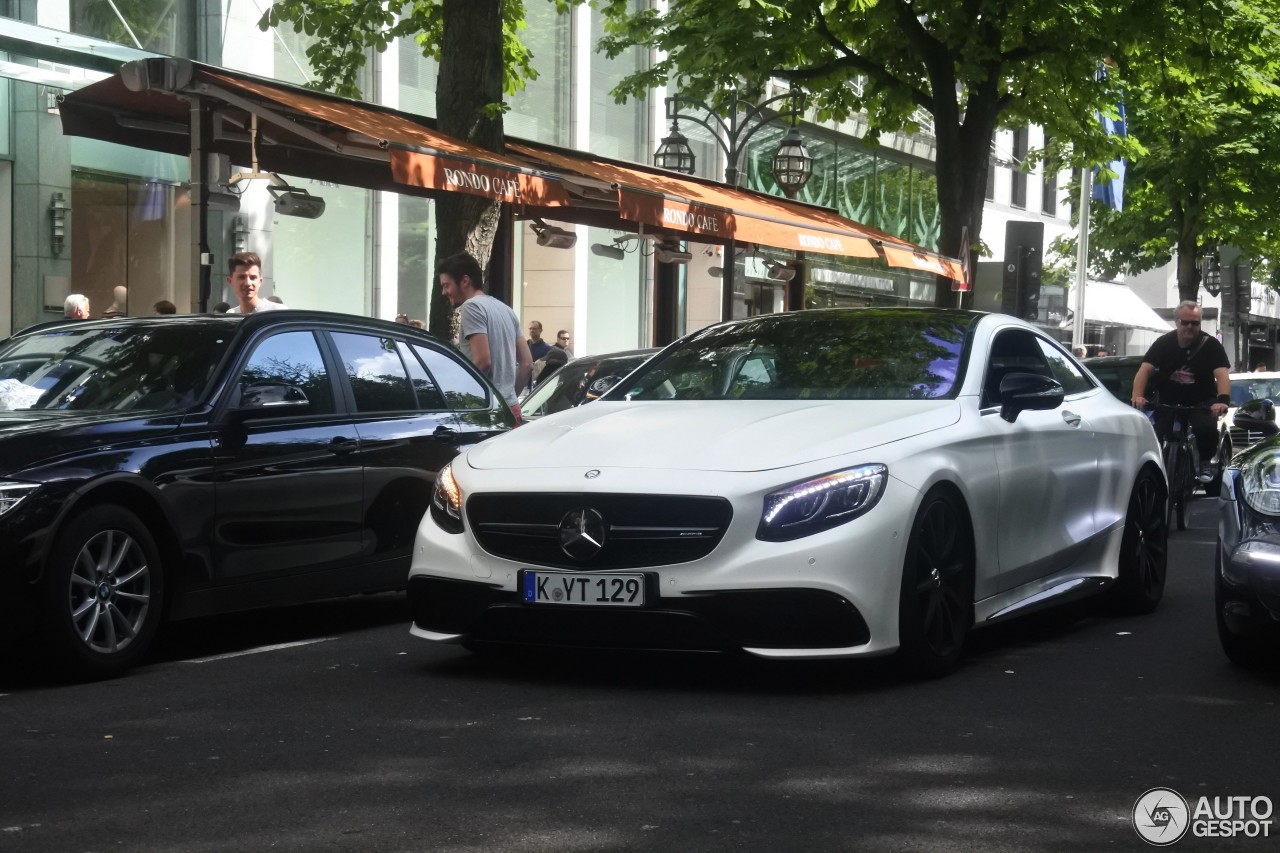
[226, 252, 287, 314]
[438, 252, 532, 413]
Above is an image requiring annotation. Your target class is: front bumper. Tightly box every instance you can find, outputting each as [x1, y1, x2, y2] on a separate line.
[407, 471, 918, 659]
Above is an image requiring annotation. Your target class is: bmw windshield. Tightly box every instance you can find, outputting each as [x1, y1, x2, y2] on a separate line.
[608, 309, 975, 402]
[0, 323, 232, 413]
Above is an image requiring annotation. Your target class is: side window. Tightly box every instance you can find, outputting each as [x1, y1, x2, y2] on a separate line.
[236, 331, 335, 414]
[1035, 338, 1095, 395]
[331, 332, 417, 413]
[413, 344, 489, 410]
[396, 341, 448, 410]
[983, 329, 1051, 408]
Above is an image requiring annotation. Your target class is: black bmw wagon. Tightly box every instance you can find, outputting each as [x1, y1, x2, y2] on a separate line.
[0, 310, 514, 676]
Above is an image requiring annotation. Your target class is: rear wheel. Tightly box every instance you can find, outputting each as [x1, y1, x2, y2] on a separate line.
[1107, 470, 1167, 614]
[41, 505, 165, 678]
[895, 489, 973, 679]
[1163, 442, 1181, 531]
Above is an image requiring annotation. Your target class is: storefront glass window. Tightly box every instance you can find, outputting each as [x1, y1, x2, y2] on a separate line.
[506, 2, 570, 145]
[586, 225, 644, 352]
[0, 77, 9, 157]
[397, 194, 434, 325]
[589, 5, 646, 161]
[71, 171, 191, 317]
[69, 0, 193, 56]
[268, 177, 370, 315]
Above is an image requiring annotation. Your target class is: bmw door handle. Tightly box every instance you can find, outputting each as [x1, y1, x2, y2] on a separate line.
[1062, 411, 1082, 428]
[329, 436, 358, 454]
[433, 425, 456, 440]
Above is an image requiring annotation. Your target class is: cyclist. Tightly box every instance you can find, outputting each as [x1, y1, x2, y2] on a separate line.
[1131, 300, 1231, 481]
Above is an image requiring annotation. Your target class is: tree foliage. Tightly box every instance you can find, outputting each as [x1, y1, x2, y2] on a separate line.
[1083, 1, 1280, 302]
[596, 0, 1159, 306]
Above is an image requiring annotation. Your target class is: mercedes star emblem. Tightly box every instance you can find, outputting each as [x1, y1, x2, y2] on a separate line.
[559, 507, 607, 560]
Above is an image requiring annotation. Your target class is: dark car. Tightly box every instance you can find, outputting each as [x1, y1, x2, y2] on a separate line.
[1217, 429, 1280, 667]
[1082, 354, 1144, 403]
[0, 311, 513, 676]
[519, 348, 658, 421]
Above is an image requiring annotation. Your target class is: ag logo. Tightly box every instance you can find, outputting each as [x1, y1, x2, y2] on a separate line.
[1133, 787, 1190, 845]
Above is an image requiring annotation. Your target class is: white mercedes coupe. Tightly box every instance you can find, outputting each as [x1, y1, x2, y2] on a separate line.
[408, 308, 1168, 677]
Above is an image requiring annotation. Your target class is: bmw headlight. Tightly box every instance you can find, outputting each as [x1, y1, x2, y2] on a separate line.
[1240, 449, 1280, 516]
[0, 480, 39, 517]
[758, 464, 887, 542]
[430, 463, 465, 533]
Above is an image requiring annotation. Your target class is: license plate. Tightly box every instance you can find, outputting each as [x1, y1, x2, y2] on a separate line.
[521, 571, 645, 607]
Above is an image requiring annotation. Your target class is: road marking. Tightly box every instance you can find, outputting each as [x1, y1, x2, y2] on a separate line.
[183, 638, 337, 663]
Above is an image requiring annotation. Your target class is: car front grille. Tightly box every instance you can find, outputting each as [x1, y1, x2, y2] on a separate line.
[1230, 427, 1268, 450]
[466, 493, 733, 569]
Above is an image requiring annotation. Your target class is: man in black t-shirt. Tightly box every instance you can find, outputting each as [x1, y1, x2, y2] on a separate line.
[1131, 301, 1231, 478]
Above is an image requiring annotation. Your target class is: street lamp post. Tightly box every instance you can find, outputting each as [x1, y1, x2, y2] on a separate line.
[653, 89, 814, 320]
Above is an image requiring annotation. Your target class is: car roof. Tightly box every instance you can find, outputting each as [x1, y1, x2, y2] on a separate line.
[1230, 371, 1280, 380]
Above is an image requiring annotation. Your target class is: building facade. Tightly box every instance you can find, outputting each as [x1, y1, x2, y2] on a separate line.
[2, 1, 1077, 356]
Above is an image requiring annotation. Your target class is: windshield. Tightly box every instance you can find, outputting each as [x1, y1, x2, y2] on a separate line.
[522, 354, 651, 419]
[1231, 377, 1280, 407]
[0, 324, 232, 413]
[610, 310, 974, 402]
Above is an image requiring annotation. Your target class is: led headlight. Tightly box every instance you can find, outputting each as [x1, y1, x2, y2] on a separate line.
[758, 464, 887, 542]
[0, 481, 39, 517]
[1240, 449, 1280, 516]
[429, 463, 465, 533]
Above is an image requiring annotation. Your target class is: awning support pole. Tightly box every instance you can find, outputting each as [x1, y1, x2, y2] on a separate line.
[189, 96, 212, 313]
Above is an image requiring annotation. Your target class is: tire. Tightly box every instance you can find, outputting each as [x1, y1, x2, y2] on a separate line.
[894, 489, 974, 679]
[40, 504, 165, 678]
[1215, 547, 1272, 668]
[1107, 470, 1167, 614]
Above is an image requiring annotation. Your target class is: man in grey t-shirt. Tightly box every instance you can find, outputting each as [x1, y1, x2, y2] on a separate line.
[438, 252, 533, 409]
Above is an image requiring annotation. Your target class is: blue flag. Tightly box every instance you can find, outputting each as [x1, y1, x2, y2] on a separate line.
[1093, 103, 1126, 211]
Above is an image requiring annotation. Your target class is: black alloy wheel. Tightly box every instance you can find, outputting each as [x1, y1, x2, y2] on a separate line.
[1107, 470, 1167, 614]
[41, 504, 165, 677]
[895, 489, 974, 678]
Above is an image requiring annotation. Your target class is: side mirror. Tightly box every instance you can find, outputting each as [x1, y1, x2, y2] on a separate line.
[236, 381, 310, 415]
[1235, 398, 1279, 435]
[999, 372, 1065, 423]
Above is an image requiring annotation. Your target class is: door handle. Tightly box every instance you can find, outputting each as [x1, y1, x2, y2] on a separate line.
[1062, 411, 1082, 428]
[433, 425, 457, 440]
[329, 436, 358, 454]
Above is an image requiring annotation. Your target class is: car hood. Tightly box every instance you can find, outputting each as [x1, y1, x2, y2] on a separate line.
[467, 399, 961, 473]
[0, 410, 182, 475]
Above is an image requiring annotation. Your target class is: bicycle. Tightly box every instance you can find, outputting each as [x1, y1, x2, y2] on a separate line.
[1148, 402, 1211, 532]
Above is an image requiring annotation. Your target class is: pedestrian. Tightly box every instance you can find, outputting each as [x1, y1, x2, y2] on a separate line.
[438, 252, 533, 416]
[408, 319, 425, 329]
[554, 329, 574, 358]
[211, 302, 231, 314]
[101, 285, 129, 318]
[1254, 361, 1268, 372]
[532, 345, 569, 388]
[394, 313, 411, 325]
[153, 300, 177, 315]
[526, 321, 552, 360]
[1073, 345, 1088, 358]
[225, 252, 288, 314]
[64, 293, 91, 320]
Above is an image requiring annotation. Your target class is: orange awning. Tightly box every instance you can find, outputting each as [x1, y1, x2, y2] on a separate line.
[511, 143, 883, 260]
[203, 73, 571, 208]
[881, 244, 966, 284]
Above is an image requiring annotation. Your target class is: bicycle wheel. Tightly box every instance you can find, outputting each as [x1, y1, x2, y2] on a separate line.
[1163, 441, 1181, 531]
[1175, 442, 1194, 531]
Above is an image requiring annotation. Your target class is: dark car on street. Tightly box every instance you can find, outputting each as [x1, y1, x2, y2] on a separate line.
[1217, 429, 1280, 667]
[0, 311, 513, 676]
[519, 347, 658, 421]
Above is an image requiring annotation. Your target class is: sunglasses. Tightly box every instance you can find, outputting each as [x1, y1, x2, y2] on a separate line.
[1178, 319, 1201, 327]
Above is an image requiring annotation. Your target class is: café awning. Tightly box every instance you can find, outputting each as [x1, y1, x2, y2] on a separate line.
[59, 57, 961, 279]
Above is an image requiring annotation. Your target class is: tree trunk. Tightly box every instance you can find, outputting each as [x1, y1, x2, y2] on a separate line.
[428, 0, 505, 339]
[1172, 198, 1203, 304]
[932, 99, 997, 309]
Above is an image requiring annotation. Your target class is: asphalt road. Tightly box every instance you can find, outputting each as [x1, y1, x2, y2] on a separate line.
[2, 497, 1277, 852]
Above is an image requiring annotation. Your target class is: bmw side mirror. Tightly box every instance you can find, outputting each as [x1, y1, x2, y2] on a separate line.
[999, 372, 1065, 423]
